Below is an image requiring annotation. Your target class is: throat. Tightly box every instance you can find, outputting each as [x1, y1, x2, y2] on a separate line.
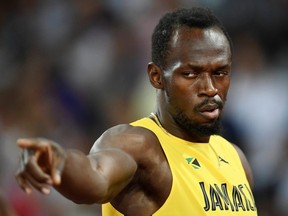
[150, 112, 211, 143]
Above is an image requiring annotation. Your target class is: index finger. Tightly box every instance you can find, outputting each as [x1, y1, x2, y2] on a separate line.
[17, 138, 49, 149]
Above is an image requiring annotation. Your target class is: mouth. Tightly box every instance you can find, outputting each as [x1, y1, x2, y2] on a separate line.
[198, 104, 221, 120]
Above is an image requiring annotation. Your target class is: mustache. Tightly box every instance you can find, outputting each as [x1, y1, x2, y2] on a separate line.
[194, 97, 224, 111]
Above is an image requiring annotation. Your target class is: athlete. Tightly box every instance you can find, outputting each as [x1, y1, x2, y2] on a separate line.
[16, 7, 257, 215]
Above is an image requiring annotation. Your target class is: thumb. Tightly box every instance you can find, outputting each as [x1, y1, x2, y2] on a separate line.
[52, 169, 62, 185]
[51, 157, 66, 185]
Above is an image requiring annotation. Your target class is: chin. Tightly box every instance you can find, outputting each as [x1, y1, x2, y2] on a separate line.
[174, 112, 222, 137]
[194, 121, 222, 137]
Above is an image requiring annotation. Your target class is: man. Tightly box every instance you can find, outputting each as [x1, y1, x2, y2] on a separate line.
[16, 7, 257, 215]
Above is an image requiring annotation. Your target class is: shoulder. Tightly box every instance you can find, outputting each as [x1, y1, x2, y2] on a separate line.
[90, 123, 161, 162]
[232, 144, 254, 189]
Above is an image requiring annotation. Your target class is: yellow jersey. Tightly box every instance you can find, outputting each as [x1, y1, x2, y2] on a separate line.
[102, 117, 257, 215]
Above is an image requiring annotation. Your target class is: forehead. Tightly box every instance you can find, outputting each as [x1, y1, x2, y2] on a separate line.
[167, 27, 231, 66]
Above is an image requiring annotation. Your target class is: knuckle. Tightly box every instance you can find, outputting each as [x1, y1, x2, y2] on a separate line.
[15, 175, 22, 184]
[15, 169, 24, 177]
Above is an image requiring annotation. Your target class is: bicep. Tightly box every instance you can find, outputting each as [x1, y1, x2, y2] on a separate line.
[88, 148, 137, 202]
[87, 125, 139, 202]
[233, 144, 254, 189]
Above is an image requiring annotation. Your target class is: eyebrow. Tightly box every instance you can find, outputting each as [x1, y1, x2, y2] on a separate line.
[215, 64, 231, 70]
[187, 63, 231, 71]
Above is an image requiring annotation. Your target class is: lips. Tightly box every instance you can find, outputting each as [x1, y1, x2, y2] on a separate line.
[198, 104, 220, 120]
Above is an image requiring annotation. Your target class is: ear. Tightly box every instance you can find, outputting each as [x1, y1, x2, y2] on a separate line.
[147, 62, 164, 89]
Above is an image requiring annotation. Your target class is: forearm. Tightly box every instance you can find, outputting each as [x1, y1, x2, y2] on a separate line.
[54, 148, 137, 204]
[54, 149, 108, 204]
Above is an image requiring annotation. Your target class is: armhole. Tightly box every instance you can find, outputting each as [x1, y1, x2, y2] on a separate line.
[233, 144, 254, 189]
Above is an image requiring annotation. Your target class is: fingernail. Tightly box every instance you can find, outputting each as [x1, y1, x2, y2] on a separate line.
[17, 138, 27, 143]
[25, 188, 32, 195]
[54, 174, 61, 185]
[41, 188, 50, 195]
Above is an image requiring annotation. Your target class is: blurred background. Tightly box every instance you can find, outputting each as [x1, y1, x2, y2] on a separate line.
[0, 0, 287, 215]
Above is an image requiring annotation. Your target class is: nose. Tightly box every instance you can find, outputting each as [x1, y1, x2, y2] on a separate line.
[198, 73, 218, 97]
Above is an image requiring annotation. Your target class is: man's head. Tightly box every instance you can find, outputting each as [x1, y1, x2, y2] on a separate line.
[151, 7, 232, 70]
[148, 7, 232, 140]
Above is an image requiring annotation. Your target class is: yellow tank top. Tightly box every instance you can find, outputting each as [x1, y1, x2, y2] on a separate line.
[102, 117, 257, 215]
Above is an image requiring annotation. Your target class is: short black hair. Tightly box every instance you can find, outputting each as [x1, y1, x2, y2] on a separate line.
[151, 7, 232, 69]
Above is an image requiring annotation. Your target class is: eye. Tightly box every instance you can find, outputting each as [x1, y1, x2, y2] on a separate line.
[182, 71, 198, 78]
[214, 70, 229, 77]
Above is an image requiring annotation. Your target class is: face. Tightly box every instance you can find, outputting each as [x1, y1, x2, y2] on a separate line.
[162, 27, 231, 137]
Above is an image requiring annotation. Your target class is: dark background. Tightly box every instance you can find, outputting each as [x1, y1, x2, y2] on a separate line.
[0, 0, 287, 215]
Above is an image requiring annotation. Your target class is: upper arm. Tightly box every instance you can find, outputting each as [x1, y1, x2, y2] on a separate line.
[87, 124, 141, 202]
[233, 144, 254, 189]
[87, 148, 137, 203]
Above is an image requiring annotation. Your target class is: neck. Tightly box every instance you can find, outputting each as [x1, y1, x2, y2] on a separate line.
[150, 112, 210, 143]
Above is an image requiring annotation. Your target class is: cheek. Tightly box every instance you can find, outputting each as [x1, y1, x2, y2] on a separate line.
[168, 81, 198, 108]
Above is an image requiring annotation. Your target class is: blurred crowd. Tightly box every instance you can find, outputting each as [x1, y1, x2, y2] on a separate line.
[0, 0, 287, 215]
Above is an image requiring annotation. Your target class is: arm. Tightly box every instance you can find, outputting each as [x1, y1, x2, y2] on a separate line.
[16, 125, 138, 204]
[233, 144, 254, 189]
[57, 148, 137, 204]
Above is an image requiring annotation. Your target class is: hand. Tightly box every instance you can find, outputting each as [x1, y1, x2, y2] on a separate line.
[15, 138, 67, 195]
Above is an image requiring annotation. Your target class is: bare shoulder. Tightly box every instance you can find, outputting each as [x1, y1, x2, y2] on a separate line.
[90, 123, 161, 161]
[232, 144, 254, 189]
[92, 124, 171, 183]
[89, 123, 171, 212]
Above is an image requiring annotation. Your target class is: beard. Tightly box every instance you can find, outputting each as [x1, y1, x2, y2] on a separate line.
[164, 86, 224, 137]
[173, 109, 222, 137]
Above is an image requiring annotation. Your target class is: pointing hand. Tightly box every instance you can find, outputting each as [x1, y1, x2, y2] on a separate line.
[15, 138, 67, 195]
